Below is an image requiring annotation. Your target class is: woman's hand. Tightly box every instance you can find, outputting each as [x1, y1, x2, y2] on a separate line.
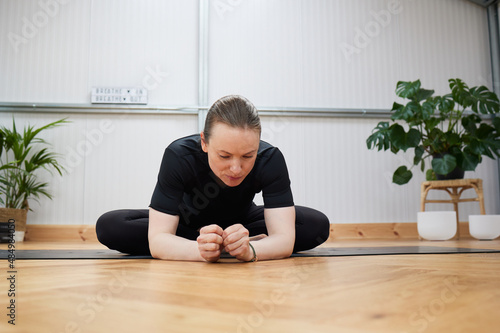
[222, 224, 254, 262]
[197, 225, 224, 262]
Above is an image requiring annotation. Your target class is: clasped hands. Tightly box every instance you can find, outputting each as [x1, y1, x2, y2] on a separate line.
[197, 224, 253, 262]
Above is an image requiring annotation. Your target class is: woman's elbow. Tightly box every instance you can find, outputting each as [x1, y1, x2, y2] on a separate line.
[148, 235, 163, 259]
[283, 246, 293, 259]
[279, 239, 294, 259]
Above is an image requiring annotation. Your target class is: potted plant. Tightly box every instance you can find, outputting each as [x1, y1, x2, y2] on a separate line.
[0, 118, 68, 241]
[366, 78, 500, 185]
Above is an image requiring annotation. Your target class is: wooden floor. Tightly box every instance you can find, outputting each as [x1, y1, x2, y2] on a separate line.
[1, 238, 499, 333]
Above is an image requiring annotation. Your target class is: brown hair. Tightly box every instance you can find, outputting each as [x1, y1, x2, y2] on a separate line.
[203, 95, 261, 142]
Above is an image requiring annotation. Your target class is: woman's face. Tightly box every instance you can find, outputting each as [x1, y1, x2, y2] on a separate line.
[201, 122, 260, 187]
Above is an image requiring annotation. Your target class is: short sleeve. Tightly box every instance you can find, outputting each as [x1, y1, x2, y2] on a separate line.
[149, 147, 186, 215]
[260, 148, 294, 209]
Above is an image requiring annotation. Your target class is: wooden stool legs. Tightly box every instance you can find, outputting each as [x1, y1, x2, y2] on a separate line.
[420, 179, 486, 240]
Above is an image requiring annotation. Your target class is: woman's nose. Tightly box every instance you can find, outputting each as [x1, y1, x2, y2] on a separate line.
[229, 159, 242, 174]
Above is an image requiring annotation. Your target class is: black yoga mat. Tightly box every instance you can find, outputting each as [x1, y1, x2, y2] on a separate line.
[1, 246, 499, 260]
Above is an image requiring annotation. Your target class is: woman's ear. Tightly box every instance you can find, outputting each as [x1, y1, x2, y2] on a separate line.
[200, 132, 208, 153]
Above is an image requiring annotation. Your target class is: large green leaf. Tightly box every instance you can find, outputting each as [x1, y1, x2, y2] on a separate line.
[469, 86, 500, 114]
[389, 124, 406, 150]
[469, 138, 483, 156]
[443, 132, 460, 147]
[468, 123, 500, 158]
[414, 88, 435, 103]
[424, 117, 441, 132]
[476, 123, 495, 139]
[389, 124, 420, 151]
[432, 154, 457, 175]
[421, 100, 436, 120]
[457, 149, 480, 171]
[481, 138, 500, 158]
[413, 145, 425, 165]
[461, 114, 481, 134]
[366, 121, 391, 151]
[437, 94, 455, 114]
[391, 101, 421, 122]
[396, 80, 421, 99]
[449, 78, 473, 108]
[390, 102, 405, 121]
[393, 166, 413, 185]
[406, 128, 421, 148]
[426, 169, 436, 181]
[493, 117, 500, 133]
[389, 124, 421, 152]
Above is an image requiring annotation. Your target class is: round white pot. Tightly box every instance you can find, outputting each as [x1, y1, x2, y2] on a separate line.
[417, 211, 457, 241]
[469, 215, 500, 240]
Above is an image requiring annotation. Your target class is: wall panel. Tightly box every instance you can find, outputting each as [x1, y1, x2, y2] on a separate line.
[0, 0, 199, 105]
[0, 0, 92, 103]
[88, 0, 199, 105]
[398, 0, 491, 93]
[208, 0, 491, 108]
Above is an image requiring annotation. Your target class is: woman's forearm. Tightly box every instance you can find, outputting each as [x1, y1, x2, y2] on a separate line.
[149, 208, 207, 261]
[249, 233, 294, 261]
[247, 206, 295, 261]
[149, 233, 205, 261]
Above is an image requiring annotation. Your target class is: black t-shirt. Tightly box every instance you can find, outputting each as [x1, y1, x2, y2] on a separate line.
[149, 134, 294, 230]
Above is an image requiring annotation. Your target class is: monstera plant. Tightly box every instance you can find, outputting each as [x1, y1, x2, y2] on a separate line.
[367, 78, 500, 185]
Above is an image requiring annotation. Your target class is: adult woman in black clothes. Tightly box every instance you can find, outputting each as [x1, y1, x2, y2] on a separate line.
[96, 95, 330, 262]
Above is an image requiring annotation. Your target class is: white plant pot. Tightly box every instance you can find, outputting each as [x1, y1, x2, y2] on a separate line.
[417, 211, 457, 241]
[469, 215, 500, 240]
[14, 231, 25, 242]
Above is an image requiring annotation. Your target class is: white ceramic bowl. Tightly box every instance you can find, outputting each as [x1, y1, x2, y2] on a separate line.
[469, 215, 500, 240]
[417, 211, 457, 241]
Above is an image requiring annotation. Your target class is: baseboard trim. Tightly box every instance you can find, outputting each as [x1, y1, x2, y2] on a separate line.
[329, 222, 472, 240]
[25, 225, 98, 242]
[23, 222, 474, 242]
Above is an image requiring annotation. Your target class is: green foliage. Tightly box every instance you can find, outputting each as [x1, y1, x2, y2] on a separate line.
[366, 79, 500, 185]
[0, 118, 68, 210]
[393, 166, 412, 185]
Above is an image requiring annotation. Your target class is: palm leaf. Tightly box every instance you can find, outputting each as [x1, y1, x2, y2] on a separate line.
[22, 118, 69, 148]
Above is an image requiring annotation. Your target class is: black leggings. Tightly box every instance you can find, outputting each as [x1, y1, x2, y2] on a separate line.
[96, 205, 330, 255]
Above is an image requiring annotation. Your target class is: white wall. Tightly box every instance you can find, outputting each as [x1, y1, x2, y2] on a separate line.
[0, 0, 199, 105]
[208, 0, 491, 108]
[0, 0, 498, 226]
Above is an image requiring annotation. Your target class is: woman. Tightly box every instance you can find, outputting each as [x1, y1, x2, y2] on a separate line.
[96, 95, 329, 262]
